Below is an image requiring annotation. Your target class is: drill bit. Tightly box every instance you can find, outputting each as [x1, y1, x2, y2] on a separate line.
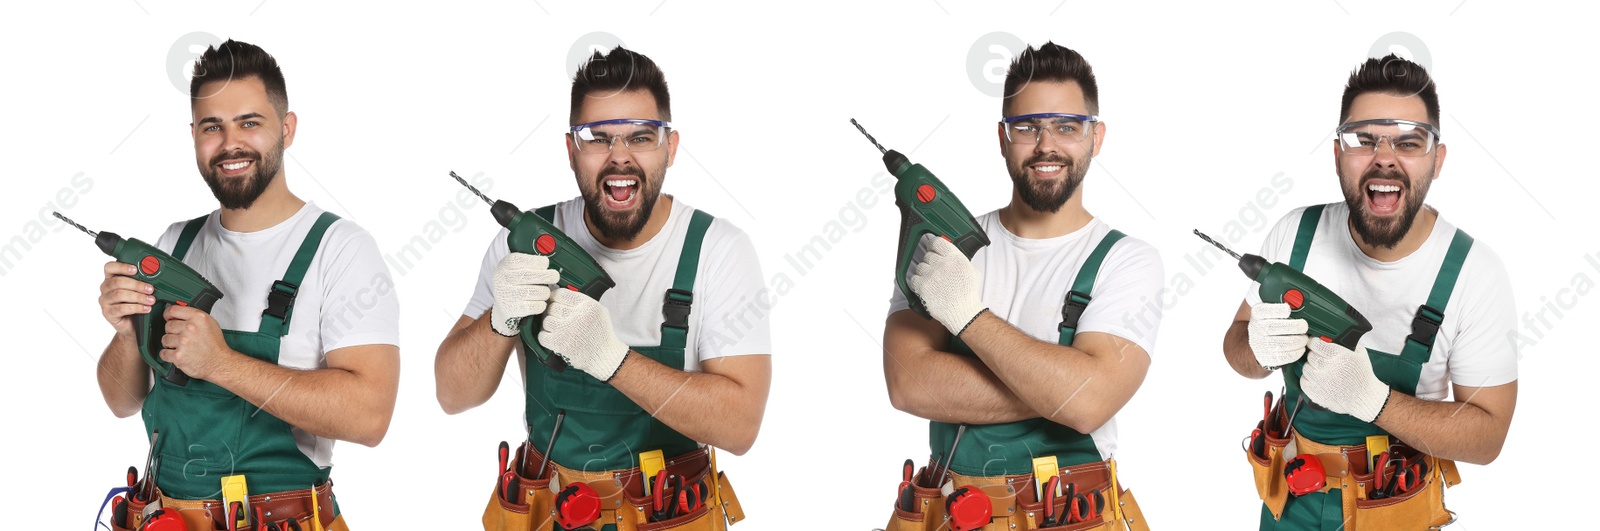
[1193, 229, 1242, 261]
[53, 211, 97, 238]
[449, 171, 495, 207]
[850, 118, 888, 155]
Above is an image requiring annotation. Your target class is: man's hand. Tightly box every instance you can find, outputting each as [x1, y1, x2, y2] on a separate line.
[99, 261, 154, 338]
[540, 288, 630, 382]
[1302, 338, 1391, 423]
[160, 304, 236, 381]
[491, 253, 560, 337]
[1247, 302, 1310, 370]
[907, 237, 987, 336]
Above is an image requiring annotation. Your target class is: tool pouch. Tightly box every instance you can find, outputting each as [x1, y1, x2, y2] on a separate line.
[110, 493, 151, 531]
[882, 466, 950, 531]
[1246, 419, 1292, 520]
[1346, 450, 1459, 531]
[482, 445, 556, 531]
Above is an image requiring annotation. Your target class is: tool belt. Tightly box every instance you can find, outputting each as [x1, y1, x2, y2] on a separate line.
[484, 443, 745, 531]
[883, 458, 1149, 531]
[1247, 429, 1461, 530]
[114, 481, 337, 531]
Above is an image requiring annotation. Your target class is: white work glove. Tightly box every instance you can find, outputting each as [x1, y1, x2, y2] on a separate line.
[1302, 338, 1392, 423]
[490, 253, 560, 337]
[1248, 302, 1310, 370]
[907, 236, 987, 336]
[540, 288, 630, 382]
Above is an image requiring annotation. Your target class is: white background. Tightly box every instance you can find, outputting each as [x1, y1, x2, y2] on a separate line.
[2, 1, 1593, 528]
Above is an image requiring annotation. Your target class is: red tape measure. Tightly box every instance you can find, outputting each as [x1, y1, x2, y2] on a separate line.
[1285, 454, 1327, 496]
[945, 486, 992, 531]
[555, 482, 601, 529]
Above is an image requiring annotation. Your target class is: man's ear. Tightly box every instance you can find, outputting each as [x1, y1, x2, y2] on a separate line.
[565, 134, 577, 171]
[1089, 120, 1107, 158]
[1431, 143, 1447, 182]
[281, 111, 298, 149]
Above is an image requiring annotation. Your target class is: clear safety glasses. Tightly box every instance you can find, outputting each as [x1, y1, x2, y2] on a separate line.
[1336, 119, 1441, 157]
[569, 119, 672, 154]
[1000, 113, 1099, 145]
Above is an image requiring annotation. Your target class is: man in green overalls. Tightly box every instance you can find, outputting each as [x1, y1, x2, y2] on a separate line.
[881, 43, 1161, 531]
[93, 40, 400, 530]
[436, 47, 770, 531]
[1222, 55, 1519, 530]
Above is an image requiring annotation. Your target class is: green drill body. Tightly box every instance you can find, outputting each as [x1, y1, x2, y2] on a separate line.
[852, 120, 990, 319]
[58, 212, 224, 386]
[450, 172, 616, 372]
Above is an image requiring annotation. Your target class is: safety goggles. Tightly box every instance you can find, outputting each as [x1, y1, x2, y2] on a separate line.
[569, 119, 672, 154]
[1000, 113, 1099, 145]
[1335, 119, 1440, 157]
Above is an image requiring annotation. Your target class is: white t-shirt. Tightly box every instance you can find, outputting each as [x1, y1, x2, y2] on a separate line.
[888, 212, 1166, 460]
[1245, 202, 1519, 399]
[463, 197, 771, 369]
[154, 202, 401, 468]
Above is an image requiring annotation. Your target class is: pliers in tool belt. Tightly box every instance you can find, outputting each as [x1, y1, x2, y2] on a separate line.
[1066, 484, 1105, 524]
[677, 480, 705, 516]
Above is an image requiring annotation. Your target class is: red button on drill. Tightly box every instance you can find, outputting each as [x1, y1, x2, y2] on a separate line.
[535, 234, 557, 255]
[140, 256, 160, 275]
[917, 184, 937, 203]
[1283, 289, 1304, 310]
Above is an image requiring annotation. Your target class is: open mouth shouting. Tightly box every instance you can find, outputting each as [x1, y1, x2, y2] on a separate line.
[1363, 178, 1405, 216]
[602, 175, 642, 210]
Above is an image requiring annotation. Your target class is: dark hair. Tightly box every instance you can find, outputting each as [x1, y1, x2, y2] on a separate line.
[1002, 42, 1099, 116]
[570, 46, 671, 124]
[190, 39, 289, 117]
[1340, 54, 1439, 126]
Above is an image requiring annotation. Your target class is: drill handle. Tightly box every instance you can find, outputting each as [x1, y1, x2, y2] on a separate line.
[132, 309, 191, 386]
[894, 199, 935, 320]
[521, 315, 570, 372]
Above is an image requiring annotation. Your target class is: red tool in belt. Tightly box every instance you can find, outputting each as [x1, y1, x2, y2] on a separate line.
[1284, 455, 1327, 496]
[496, 440, 519, 505]
[1041, 476, 1061, 527]
[896, 459, 916, 512]
[554, 481, 601, 529]
[944, 486, 992, 531]
[139, 508, 187, 531]
[651, 471, 675, 522]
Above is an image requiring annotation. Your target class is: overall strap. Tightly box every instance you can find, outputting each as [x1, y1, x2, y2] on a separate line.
[1399, 229, 1474, 364]
[1058, 230, 1127, 345]
[172, 214, 209, 261]
[661, 210, 715, 350]
[1288, 204, 1326, 272]
[534, 204, 556, 222]
[261, 212, 341, 336]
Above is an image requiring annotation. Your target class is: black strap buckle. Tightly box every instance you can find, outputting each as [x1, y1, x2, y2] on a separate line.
[1059, 290, 1092, 331]
[1408, 304, 1444, 348]
[662, 288, 694, 330]
[265, 280, 299, 321]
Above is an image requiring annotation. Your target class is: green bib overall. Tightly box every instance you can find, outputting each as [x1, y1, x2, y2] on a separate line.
[929, 230, 1126, 476]
[1262, 204, 1472, 530]
[141, 213, 340, 504]
[524, 206, 715, 473]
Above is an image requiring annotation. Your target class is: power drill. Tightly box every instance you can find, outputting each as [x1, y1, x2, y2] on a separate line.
[56, 212, 223, 386]
[850, 119, 990, 319]
[1194, 230, 1373, 350]
[449, 171, 616, 372]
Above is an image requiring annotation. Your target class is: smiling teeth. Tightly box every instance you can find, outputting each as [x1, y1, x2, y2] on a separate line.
[1368, 184, 1400, 192]
[222, 162, 249, 171]
[1036, 165, 1062, 172]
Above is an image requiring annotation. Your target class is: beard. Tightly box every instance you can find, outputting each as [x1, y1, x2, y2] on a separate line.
[1342, 166, 1431, 249]
[1007, 148, 1091, 214]
[581, 164, 665, 241]
[201, 144, 282, 210]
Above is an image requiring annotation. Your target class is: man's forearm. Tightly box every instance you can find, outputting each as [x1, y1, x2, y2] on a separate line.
[1224, 321, 1274, 379]
[883, 342, 1037, 425]
[606, 353, 770, 455]
[960, 312, 1146, 433]
[1374, 386, 1515, 465]
[97, 332, 150, 417]
[435, 315, 517, 414]
[204, 348, 397, 447]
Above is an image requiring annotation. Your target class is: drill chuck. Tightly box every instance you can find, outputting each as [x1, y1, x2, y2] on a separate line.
[96, 232, 123, 256]
[1239, 254, 1267, 280]
[882, 149, 910, 175]
[490, 200, 521, 229]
